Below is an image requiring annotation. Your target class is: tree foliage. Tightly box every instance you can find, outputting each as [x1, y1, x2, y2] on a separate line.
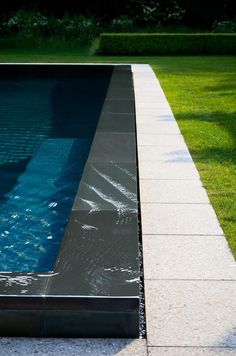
[0, 0, 235, 27]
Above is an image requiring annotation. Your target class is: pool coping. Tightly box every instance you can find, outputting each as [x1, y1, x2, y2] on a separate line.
[0, 63, 140, 338]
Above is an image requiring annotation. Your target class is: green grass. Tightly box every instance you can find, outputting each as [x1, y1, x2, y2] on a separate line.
[0, 49, 235, 257]
[152, 57, 236, 258]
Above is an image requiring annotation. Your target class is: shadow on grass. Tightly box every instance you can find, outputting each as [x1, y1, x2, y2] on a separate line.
[204, 78, 236, 95]
[175, 111, 236, 164]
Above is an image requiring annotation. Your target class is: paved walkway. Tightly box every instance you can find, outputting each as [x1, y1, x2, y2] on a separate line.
[132, 64, 236, 355]
[0, 64, 235, 355]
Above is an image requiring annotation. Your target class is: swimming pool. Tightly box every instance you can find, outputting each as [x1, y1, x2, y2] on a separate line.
[0, 64, 140, 337]
[0, 64, 112, 272]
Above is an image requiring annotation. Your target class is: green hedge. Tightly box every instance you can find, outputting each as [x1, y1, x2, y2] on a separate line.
[98, 33, 236, 55]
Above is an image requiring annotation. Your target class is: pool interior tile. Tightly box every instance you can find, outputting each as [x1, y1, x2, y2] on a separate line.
[73, 162, 137, 211]
[88, 133, 137, 163]
[112, 69, 133, 79]
[102, 99, 135, 114]
[105, 88, 134, 100]
[96, 113, 135, 133]
[47, 210, 139, 297]
[108, 80, 133, 89]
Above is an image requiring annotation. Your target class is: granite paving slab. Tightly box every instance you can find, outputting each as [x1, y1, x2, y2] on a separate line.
[145, 280, 236, 347]
[0, 338, 147, 356]
[139, 180, 209, 203]
[137, 134, 187, 147]
[139, 161, 200, 180]
[141, 203, 223, 235]
[148, 347, 236, 355]
[136, 121, 181, 134]
[138, 145, 193, 163]
[143, 235, 236, 280]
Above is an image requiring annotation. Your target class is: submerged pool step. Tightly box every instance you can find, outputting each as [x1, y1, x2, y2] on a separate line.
[0, 138, 91, 272]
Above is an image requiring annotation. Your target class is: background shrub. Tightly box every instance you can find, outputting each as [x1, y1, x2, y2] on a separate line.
[109, 16, 135, 32]
[2, 9, 49, 38]
[0, 0, 235, 29]
[126, 0, 185, 27]
[98, 33, 236, 55]
[1, 10, 101, 44]
[212, 19, 236, 33]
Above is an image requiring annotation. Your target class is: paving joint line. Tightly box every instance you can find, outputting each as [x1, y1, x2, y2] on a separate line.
[142, 233, 225, 236]
[141, 202, 210, 205]
[148, 346, 236, 349]
[140, 178, 201, 180]
[145, 278, 236, 282]
[140, 178, 201, 181]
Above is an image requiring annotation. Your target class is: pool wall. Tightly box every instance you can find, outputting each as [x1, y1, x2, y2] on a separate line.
[0, 64, 140, 337]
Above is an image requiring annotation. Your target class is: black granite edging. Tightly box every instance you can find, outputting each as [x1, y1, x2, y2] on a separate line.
[0, 295, 139, 337]
[0, 64, 140, 337]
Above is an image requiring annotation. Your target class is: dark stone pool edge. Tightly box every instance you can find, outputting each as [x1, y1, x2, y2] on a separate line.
[0, 64, 140, 338]
[0, 295, 139, 337]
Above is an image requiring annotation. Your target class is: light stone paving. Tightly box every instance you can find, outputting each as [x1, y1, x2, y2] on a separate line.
[139, 161, 200, 179]
[140, 180, 209, 203]
[141, 203, 223, 235]
[0, 338, 147, 356]
[143, 235, 236, 280]
[145, 280, 236, 347]
[148, 347, 236, 355]
[138, 145, 193, 163]
[136, 121, 181, 134]
[132, 64, 236, 356]
[137, 133, 187, 147]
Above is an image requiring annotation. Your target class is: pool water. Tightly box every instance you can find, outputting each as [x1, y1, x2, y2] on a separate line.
[0, 65, 112, 272]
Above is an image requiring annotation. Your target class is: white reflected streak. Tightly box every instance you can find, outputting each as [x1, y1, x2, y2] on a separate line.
[91, 165, 137, 203]
[114, 164, 136, 180]
[85, 183, 128, 211]
[80, 198, 100, 213]
[81, 224, 98, 231]
[0, 275, 36, 286]
[126, 278, 139, 283]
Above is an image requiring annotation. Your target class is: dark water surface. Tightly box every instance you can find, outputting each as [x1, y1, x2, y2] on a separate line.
[0, 65, 112, 272]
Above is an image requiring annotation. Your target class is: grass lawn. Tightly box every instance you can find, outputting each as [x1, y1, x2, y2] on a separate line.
[152, 57, 236, 258]
[0, 49, 235, 257]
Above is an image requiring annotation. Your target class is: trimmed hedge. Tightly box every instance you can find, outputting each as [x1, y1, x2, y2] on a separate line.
[98, 33, 236, 55]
